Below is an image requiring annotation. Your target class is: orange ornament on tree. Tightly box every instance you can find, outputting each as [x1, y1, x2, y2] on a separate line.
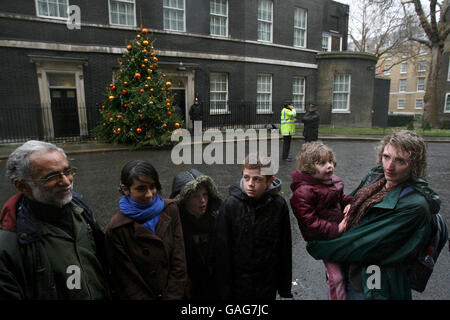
[141, 28, 148, 34]
[136, 128, 143, 134]
[140, 89, 145, 93]
[143, 40, 149, 46]
[134, 72, 141, 79]
[126, 44, 132, 51]
[175, 123, 180, 129]
[168, 111, 172, 115]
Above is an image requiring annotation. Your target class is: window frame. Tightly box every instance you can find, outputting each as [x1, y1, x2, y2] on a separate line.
[400, 62, 408, 74]
[257, 0, 273, 43]
[417, 60, 427, 73]
[383, 64, 391, 76]
[163, 0, 186, 32]
[445, 93, 450, 113]
[293, 7, 307, 48]
[209, 72, 229, 115]
[36, 0, 69, 20]
[332, 74, 351, 112]
[256, 73, 273, 114]
[108, 0, 136, 27]
[292, 77, 305, 112]
[399, 79, 407, 92]
[417, 77, 425, 92]
[210, 0, 228, 37]
[397, 99, 405, 109]
[415, 99, 423, 110]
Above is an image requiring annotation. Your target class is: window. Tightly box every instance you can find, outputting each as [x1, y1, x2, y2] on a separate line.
[332, 74, 350, 112]
[448, 58, 450, 81]
[210, 73, 228, 114]
[210, 0, 228, 37]
[399, 79, 407, 92]
[417, 77, 425, 91]
[415, 99, 423, 109]
[322, 35, 329, 52]
[402, 50, 408, 58]
[37, 0, 68, 19]
[257, 0, 273, 42]
[419, 45, 427, 55]
[418, 60, 427, 72]
[163, 0, 185, 31]
[400, 62, 408, 74]
[397, 99, 405, 109]
[294, 8, 307, 47]
[109, 0, 135, 26]
[385, 53, 392, 61]
[256, 74, 272, 114]
[445, 93, 450, 113]
[292, 77, 305, 112]
[384, 65, 391, 76]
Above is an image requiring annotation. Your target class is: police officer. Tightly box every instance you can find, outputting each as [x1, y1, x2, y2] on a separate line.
[280, 103, 296, 161]
[301, 103, 320, 142]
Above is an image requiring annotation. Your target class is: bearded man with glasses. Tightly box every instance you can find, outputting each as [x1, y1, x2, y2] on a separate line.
[0, 140, 111, 300]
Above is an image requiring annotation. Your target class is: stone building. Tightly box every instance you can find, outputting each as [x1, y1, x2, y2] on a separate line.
[0, 0, 389, 141]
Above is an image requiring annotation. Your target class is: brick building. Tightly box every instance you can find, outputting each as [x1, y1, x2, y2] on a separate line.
[0, 0, 354, 141]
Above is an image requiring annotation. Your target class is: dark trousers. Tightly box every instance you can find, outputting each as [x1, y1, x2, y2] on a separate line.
[282, 135, 292, 160]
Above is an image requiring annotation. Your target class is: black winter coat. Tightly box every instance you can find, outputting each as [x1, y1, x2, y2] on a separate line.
[212, 178, 292, 300]
[301, 110, 320, 142]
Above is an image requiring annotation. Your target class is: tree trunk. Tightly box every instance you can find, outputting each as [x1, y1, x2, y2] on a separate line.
[422, 45, 441, 128]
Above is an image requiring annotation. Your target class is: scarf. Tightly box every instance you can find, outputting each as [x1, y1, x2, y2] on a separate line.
[345, 177, 389, 231]
[119, 194, 165, 232]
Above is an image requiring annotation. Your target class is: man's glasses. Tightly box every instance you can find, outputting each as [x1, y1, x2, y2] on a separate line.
[30, 167, 77, 184]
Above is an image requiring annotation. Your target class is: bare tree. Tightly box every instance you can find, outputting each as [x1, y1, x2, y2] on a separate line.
[401, 0, 449, 128]
[348, 0, 422, 74]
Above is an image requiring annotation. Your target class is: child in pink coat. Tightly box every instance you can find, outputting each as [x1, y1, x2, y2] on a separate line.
[290, 141, 351, 300]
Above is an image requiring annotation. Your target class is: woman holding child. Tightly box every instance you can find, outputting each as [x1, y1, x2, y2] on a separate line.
[306, 131, 440, 300]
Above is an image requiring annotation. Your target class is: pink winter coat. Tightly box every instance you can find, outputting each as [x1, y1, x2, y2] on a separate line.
[290, 170, 352, 242]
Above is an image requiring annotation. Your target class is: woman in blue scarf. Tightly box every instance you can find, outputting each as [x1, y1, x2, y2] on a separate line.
[105, 160, 187, 299]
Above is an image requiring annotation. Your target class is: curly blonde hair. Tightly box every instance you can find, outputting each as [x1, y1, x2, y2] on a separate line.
[377, 130, 427, 180]
[296, 141, 336, 175]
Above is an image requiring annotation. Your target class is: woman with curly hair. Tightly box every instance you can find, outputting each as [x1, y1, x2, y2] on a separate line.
[307, 130, 440, 300]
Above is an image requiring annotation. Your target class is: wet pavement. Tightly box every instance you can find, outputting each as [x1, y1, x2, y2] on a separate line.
[0, 139, 449, 300]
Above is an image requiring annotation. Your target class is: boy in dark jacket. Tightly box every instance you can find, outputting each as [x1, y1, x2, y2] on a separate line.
[212, 153, 292, 300]
[290, 141, 352, 300]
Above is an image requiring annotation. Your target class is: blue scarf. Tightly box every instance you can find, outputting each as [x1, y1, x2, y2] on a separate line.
[119, 194, 165, 232]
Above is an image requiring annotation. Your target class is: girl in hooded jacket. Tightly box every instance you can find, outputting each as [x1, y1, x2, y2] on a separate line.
[290, 141, 352, 300]
[105, 160, 187, 300]
[170, 169, 222, 300]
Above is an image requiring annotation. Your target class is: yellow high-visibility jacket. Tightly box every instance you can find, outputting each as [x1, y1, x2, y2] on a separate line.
[280, 107, 296, 136]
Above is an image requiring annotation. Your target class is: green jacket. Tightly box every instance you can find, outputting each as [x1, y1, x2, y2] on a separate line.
[306, 166, 440, 300]
[280, 107, 296, 136]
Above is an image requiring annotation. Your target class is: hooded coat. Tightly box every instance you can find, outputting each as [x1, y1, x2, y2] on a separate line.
[212, 177, 292, 300]
[290, 170, 352, 242]
[307, 166, 440, 300]
[170, 169, 222, 300]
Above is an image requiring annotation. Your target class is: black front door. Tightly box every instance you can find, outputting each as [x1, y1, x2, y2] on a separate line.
[172, 89, 186, 126]
[50, 89, 80, 137]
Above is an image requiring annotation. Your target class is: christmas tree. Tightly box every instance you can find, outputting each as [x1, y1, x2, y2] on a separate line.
[95, 28, 183, 148]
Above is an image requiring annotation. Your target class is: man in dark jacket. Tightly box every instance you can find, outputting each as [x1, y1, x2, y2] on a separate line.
[212, 154, 292, 300]
[0, 140, 110, 299]
[189, 97, 202, 134]
[301, 103, 320, 142]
